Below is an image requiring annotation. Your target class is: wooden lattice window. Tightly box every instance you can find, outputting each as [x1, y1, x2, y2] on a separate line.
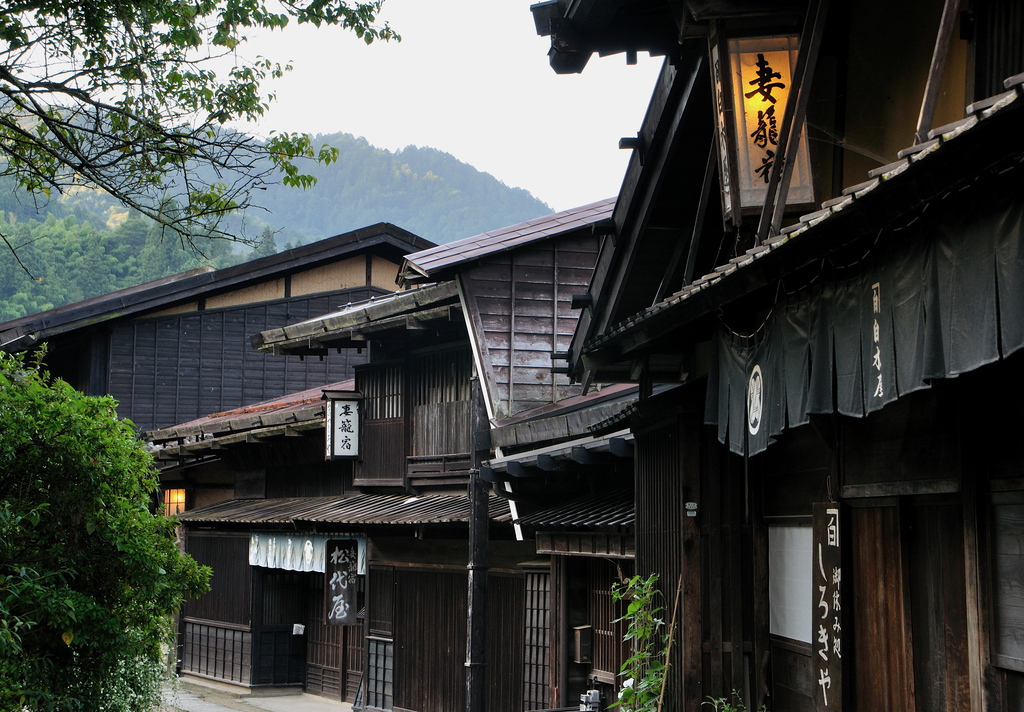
[523, 571, 551, 710]
[365, 636, 394, 711]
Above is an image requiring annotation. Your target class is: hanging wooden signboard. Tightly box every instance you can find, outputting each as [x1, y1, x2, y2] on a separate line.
[325, 539, 359, 626]
[812, 502, 843, 709]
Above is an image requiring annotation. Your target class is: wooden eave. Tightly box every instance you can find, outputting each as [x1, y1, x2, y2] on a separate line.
[532, 0, 687, 73]
[579, 76, 1024, 383]
[485, 429, 634, 475]
[568, 43, 710, 382]
[253, 281, 461, 355]
[489, 386, 639, 451]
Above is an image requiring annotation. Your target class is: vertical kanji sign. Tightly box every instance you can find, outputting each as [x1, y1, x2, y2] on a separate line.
[812, 503, 842, 710]
[324, 393, 361, 460]
[325, 539, 359, 626]
[727, 35, 814, 210]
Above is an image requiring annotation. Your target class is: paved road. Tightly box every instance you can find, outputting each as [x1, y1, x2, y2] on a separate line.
[162, 679, 353, 712]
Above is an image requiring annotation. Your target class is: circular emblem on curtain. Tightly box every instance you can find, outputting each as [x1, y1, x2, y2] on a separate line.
[747, 364, 763, 435]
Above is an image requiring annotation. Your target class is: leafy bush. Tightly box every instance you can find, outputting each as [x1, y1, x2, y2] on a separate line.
[0, 352, 210, 710]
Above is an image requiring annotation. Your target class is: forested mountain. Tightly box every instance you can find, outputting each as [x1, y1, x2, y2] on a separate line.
[0, 134, 551, 322]
[251, 134, 551, 244]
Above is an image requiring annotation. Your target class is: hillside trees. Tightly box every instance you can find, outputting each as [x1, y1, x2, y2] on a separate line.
[0, 352, 210, 710]
[0, 0, 397, 265]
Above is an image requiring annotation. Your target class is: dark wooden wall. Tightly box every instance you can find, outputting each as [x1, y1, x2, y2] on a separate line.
[356, 362, 405, 487]
[460, 234, 599, 418]
[486, 573, 526, 712]
[393, 569, 468, 712]
[634, 416, 701, 710]
[366, 564, 526, 712]
[304, 573, 364, 702]
[185, 534, 252, 625]
[181, 534, 254, 683]
[109, 289, 383, 432]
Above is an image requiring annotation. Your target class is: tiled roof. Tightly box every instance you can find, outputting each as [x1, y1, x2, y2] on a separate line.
[398, 198, 616, 285]
[178, 493, 512, 526]
[146, 379, 354, 450]
[583, 73, 1024, 363]
[516, 489, 633, 529]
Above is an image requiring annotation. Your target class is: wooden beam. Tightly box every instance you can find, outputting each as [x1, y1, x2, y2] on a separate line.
[654, 144, 718, 304]
[536, 454, 565, 472]
[756, 0, 831, 243]
[915, 0, 961, 144]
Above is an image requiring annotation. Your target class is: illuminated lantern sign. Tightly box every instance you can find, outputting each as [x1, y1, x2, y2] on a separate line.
[324, 390, 361, 460]
[712, 34, 814, 218]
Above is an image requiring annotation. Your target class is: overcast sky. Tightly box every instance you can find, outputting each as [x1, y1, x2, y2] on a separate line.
[237, 0, 663, 211]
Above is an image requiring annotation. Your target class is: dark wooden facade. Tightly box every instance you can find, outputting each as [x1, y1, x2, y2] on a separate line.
[458, 233, 600, 419]
[242, 206, 619, 711]
[110, 291, 377, 432]
[541, 1, 1024, 711]
[0, 223, 432, 433]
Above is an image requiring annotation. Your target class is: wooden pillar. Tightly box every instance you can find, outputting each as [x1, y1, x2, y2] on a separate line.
[680, 417, 704, 711]
[465, 375, 489, 712]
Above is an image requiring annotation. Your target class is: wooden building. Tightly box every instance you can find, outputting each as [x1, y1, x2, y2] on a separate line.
[152, 201, 623, 710]
[533, 1, 1024, 711]
[482, 383, 643, 709]
[0, 223, 430, 433]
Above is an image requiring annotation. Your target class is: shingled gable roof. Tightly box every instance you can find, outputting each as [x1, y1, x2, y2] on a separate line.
[397, 198, 616, 287]
[0, 222, 433, 353]
[577, 72, 1024, 381]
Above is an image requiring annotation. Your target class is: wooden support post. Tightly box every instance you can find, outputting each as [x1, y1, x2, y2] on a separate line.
[915, 0, 961, 144]
[653, 143, 717, 305]
[681, 417, 704, 711]
[961, 388, 991, 712]
[465, 376, 489, 712]
[756, 0, 831, 244]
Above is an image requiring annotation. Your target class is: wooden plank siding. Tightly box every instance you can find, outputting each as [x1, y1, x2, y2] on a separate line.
[181, 534, 254, 683]
[184, 534, 252, 625]
[634, 417, 700, 710]
[109, 290, 381, 432]
[356, 363, 405, 486]
[304, 573, 364, 702]
[460, 235, 599, 418]
[366, 566, 527, 712]
[991, 497, 1024, 671]
[393, 569, 468, 712]
[406, 348, 472, 487]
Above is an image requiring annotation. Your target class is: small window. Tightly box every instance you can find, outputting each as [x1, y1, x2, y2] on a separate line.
[768, 525, 813, 643]
[163, 488, 187, 517]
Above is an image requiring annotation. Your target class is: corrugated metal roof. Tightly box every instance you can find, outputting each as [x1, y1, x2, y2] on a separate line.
[179, 493, 512, 526]
[516, 489, 633, 529]
[399, 198, 616, 285]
